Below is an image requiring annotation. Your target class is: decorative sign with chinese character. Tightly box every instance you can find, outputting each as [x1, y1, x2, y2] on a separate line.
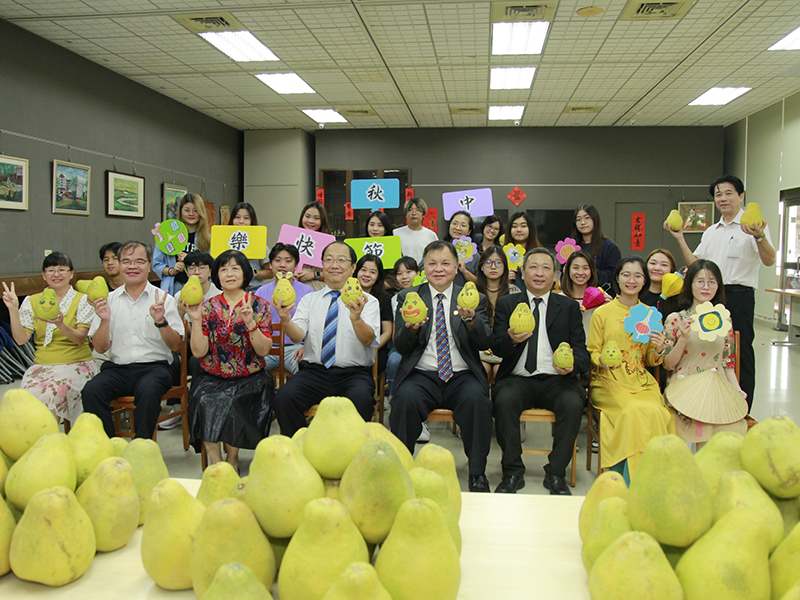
[423, 207, 438, 233]
[442, 188, 494, 220]
[277, 224, 336, 269]
[631, 212, 645, 251]
[624, 304, 664, 343]
[316, 189, 325, 205]
[405, 187, 415, 201]
[154, 219, 189, 256]
[351, 178, 400, 209]
[508, 186, 527, 207]
[210, 225, 268, 259]
[345, 236, 403, 268]
[344, 202, 354, 221]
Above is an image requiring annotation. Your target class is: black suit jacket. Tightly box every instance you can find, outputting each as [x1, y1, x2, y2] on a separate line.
[394, 283, 493, 392]
[491, 290, 590, 382]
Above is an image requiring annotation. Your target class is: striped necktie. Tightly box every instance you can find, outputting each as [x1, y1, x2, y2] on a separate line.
[321, 290, 340, 368]
[435, 293, 453, 382]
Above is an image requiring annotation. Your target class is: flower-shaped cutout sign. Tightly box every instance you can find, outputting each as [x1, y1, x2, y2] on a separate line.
[555, 237, 581, 265]
[624, 304, 664, 343]
[413, 270, 427, 287]
[453, 236, 479, 264]
[503, 243, 526, 271]
[690, 301, 731, 342]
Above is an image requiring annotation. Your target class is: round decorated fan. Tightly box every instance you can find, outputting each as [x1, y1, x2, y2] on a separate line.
[453, 236, 478, 264]
[555, 237, 581, 265]
[503, 243, 526, 271]
[623, 303, 664, 343]
[665, 370, 748, 424]
[690, 301, 731, 342]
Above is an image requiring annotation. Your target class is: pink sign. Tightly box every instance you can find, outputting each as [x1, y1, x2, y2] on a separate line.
[277, 225, 336, 269]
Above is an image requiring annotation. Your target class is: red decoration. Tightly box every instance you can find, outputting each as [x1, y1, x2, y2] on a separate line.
[631, 213, 645, 251]
[507, 186, 526, 207]
[344, 202, 354, 220]
[405, 187, 415, 201]
[423, 207, 438, 233]
[316, 189, 325, 205]
[378, 208, 384, 213]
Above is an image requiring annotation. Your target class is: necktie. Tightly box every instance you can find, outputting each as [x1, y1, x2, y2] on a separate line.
[525, 297, 543, 374]
[435, 293, 453, 382]
[321, 290, 340, 368]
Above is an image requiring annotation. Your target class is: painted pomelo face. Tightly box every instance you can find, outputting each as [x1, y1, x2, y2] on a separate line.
[509, 303, 535, 334]
[341, 277, 363, 305]
[87, 276, 109, 301]
[180, 275, 204, 305]
[699, 311, 721, 332]
[458, 282, 479, 310]
[272, 278, 296, 307]
[34, 290, 58, 320]
[401, 292, 428, 324]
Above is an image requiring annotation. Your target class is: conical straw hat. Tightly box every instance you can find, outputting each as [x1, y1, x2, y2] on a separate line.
[665, 369, 747, 424]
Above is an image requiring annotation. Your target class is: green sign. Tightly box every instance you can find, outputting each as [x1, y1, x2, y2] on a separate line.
[345, 236, 403, 268]
[155, 219, 189, 255]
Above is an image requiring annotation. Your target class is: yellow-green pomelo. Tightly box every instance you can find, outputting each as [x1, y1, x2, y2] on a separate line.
[109, 437, 129, 456]
[741, 202, 765, 227]
[75, 456, 139, 552]
[457, 282, 479, 311]
[552, 342, 574, 369]
[203, 563, 275, 600]
[87, 276, 109, 302]
[292, 427, 307, 452]
[180, 275, 204, 305]
[141, 478, 206, 590]
[340, 440, 415, 544]
[581, 496, 632, 573]
[0, 388, 59, 460]
[76, 280, 91, 294]
[272, 275, 296, 309]
[628, 435, 712, 547]
[779, 579, 800, 600]
[579, 470, 628, 541]
[190, 498, 276, 599]
[5, 432, 76, 510]
[770, 521, 800, 600]
[269, 536, 291, 571]
[5, 497, 22, 523]
[600, 340, 623, 367]
[773, 495, 800, 538]
[0, 498, 15, 576]
[33, 289, 59, 320]
[278, 498, 369, 600]
[323, 478, 340, 500]
[0, 452, 7, 498]
[67, 412, 114, 486]
[694, 430, 743, 497]
[714, 470, 784, 551]
[509, 302, 535, 334]
[365, 423, 415, 471]
[246, 436, 324, 538]
[341, 277, 364, 306]
[231, 476, 248, 502]
[120, 438, 169, 525]
[9, 486, 96, 586]
[588, 531, 682, 600]
[375, 498, 460, 600]
[415, 444, 461, 518]
[400, 292, 427, 324]
[676, 506, 771, 600]
[665, 209, 683, 232]
[196, 461, 240, 507]
[409, 467, 461, 553]
[322, 562, 392, 600]
[303, 396, 368, 479]
[740, 416, 800, 499]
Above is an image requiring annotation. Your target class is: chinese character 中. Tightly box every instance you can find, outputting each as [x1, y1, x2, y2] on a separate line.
[295, 233, 316, 258]
[228, 230, 250, 252]
[458, 195, 476, 211]
[362, 241, 385, 258]
[366, 183, 385, 203]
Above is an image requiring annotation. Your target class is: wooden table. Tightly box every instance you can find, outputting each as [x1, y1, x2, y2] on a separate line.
[0, 479, 590, 600]
[766, 288, 800, 347]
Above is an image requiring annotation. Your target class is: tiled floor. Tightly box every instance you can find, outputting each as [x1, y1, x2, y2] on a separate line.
[2, 319, 798, 496]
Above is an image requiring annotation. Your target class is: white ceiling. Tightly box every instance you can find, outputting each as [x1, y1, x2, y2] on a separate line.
[3, 0, 800, 130]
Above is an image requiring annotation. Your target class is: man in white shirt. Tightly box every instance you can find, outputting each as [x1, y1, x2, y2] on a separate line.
[492, 248, 589, 495]
[82, 241, 185, 439]
[393, 197, 439, 264]
[666, 175, 776, 411]
[273, 241, 380, 435]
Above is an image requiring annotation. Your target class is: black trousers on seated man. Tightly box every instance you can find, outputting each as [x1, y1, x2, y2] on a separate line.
[493, 373, 585, 478]
[391, 370, 492, 475]
[274, 361, 375, 436]
[81, 361, 174, 439]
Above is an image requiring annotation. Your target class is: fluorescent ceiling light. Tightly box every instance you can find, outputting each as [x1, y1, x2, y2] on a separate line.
[488, 105, 525, 120]
[303, 109, 348, 123]
[256, 73, 315, 94]
[769, 25, 800, 50]
[490, 67, 536, 90]
[688, 87, 751, 106]
[492, 22, 550, 55]
[199, 31, 279, 62]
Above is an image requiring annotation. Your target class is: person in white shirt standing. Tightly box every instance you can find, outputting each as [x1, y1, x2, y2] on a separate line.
[393, 197, 439, 265]
[82, 241, 185, 439]
[665, 175, 776, 413]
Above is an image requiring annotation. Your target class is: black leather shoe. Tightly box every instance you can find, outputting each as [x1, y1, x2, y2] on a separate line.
[495, 474, 525, 494]
[468, 474, 490, 492]
[543, 473, 571, 495]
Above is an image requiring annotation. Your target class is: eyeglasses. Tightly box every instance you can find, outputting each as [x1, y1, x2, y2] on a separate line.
[182, 206, 198, 214]
[121, 259, 149, 267]
[620, 272, 645, 281]
[407, 207, 423, 214]
[693, 279, 718, 288]
[323, 257, 351, 266]
[44, 267, 71, 275]
[575, 216, 592, 224]
[187, 265, 210, 274]
[483, 260, 503, 267]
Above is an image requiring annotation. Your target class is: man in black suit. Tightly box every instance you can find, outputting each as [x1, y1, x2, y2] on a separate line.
[390, 240, 494, 492]
[492, 248, 589, 495]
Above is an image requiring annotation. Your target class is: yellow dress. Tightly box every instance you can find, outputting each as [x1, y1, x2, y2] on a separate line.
[588, 298, 675, 476]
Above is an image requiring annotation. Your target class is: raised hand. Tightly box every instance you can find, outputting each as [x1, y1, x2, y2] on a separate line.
[345, 294, 367, 320]
[663, 220, 686, 241]
[173, 261, 185, 274]
[741, 221, 766, 238]
[1, 282, 18, 312]
[240, 292, 255, 327]
[93, 297, 111, 321]
[677, 316, 693, 339]
[150, 290, 167, 323]
[649, 331, 666, 353]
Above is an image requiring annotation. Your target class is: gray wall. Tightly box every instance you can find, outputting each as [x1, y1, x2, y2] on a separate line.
[0, 19, 242, 276]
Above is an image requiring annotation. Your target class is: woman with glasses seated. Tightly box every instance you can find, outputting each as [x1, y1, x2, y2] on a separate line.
[1, 252, 98, 424]
[587, 256, 675, 484]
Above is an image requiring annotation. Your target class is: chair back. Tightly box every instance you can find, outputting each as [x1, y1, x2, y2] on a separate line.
[270, 322, 286, 387]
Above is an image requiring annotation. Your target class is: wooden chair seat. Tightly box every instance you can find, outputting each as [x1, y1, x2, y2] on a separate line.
[520, 408, 578, 487]
[426, 408, 458, 435]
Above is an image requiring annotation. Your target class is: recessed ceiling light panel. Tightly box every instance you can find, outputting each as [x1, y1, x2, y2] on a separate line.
[199, 31, 279, 62]
[490, 67, 536, 90]
[256, 73, 315, 94]
[688, 87, 751, 106]
[492, 22, 550, 55]
[303, 109, 348, 123]
[488, 105, 525, 120]
[769, 25, 800, 50]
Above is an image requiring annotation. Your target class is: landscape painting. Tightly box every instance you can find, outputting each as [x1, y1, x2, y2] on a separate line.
[53, 160, 90, 215]
[107, 170, 145, 218]
[0, 155, 28, 210]
[163, 182, 188, 221]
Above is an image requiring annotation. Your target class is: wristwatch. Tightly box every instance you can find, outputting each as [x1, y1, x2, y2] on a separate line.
[155, 319, 169, 329]
[462, 316, 475, 324]
[755, 235, 766, 243]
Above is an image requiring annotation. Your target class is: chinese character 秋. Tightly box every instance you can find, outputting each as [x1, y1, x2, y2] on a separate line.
[228, 230, 250, 252]
[295, 233, 316, 258]
[366, 183, 385, 203]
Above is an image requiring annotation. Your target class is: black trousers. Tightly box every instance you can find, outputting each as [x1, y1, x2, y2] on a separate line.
[274, 361, 375, 436]
[493, 374, 585, 478]
[81, 361, 173, 439]
[725, 286, 756, 411]
[390, 370, 492, 475]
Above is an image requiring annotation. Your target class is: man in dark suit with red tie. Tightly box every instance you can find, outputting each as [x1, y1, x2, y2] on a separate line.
[390, 240, 494, 492]
[492, 248, 589, 495]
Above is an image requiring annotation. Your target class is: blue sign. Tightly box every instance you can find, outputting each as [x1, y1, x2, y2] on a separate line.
[351, 178, 400, 209]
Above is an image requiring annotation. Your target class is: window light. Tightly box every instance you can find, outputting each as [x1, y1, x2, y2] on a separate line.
[488, 105, 525, 120]
[769, 25, 800, 50]
[302, 109, 348, 123]
[491, 22, 550, 55]
[199, 31, 279, 62]
[490, 67, 536, 90]
[256, 73, 316, 94]
[688, 87, 751, 106]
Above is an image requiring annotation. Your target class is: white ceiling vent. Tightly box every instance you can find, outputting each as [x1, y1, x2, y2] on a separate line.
[450, 107, 488, 115]
[563, 105, 604, 113]
[339, 108, 377, 117]
[171, 13, 247, 34]
[619, 1, 696, 21]
[491, 2, 559, 23]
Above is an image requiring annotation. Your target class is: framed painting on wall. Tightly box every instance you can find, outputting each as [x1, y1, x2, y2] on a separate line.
[678, 202, 715, 233]
[0, 155, 29, 211]
[53, 160, 90, 215]
[106, 171, 145, 218]
[163, 182, 188, 221]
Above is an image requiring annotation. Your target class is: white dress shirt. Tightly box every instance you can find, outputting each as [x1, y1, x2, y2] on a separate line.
[292, 286, 380, 367]
[694, 208, 773, 289]
[416, 283, 469, 374]
[89, 282, 185, 365]
[512, 290, 557, 377]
